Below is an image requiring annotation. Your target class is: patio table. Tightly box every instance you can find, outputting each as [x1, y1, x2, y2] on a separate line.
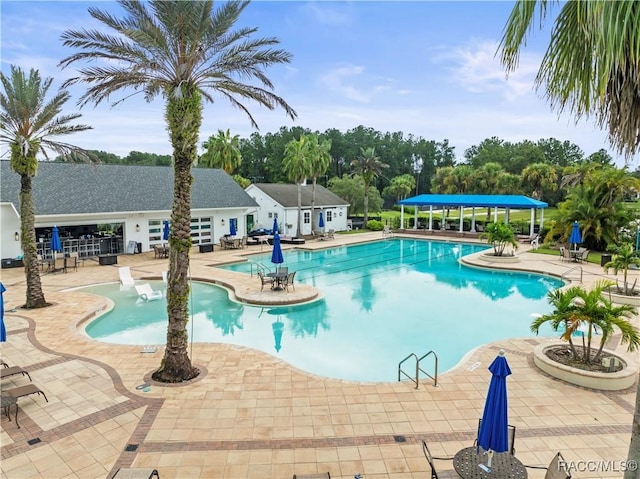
[453, 446, 527, 479]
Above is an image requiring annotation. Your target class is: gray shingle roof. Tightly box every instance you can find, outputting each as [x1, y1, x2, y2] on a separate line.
[252, 183, 348, 208]
[0, 160, 258, 215]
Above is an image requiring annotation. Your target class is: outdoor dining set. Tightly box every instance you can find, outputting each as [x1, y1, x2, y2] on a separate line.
[422, 350, 571, 479]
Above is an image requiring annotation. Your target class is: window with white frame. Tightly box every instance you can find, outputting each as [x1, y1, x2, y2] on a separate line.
[303, 211, 310, 224]
[326, 210, 333, 222]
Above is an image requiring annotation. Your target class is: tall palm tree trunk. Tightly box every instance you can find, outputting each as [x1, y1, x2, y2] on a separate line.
[20, 174, 48, 309]
[363, 181, 370, 224]
[296, 183, 302, 237]
[152, 90, 201, 383]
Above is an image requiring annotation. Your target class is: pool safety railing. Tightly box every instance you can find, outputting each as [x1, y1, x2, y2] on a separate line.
[249, 261, 271, 277]
[561, 265, 582, 283]
[398, 350, 438, 389]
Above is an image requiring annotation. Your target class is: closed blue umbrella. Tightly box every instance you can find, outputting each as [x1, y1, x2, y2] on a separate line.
[271, 232, 284, 270]
[477, 350, 512, 454]
[162, 220, 170, 241]
[0, 282, 6, 342]
[50, 226, 62, 253]
[230, 219, 237, 236]
[272, 217, 279, 235]
[569, 221, 582, 249]
[319, 211, 325, 230]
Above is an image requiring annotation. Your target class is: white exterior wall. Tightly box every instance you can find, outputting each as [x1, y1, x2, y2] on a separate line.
[1, 203, 22, 259]
[245, 185, 350, 236]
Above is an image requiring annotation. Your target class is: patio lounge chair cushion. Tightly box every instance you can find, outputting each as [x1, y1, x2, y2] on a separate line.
[135, 284, 163, 301]
[112, 468, 160, 479]
[5, 383, 48, 402]
[0, 366, 32, 382]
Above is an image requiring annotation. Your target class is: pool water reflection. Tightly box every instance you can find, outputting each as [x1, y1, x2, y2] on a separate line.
[84, 239, 562, 382]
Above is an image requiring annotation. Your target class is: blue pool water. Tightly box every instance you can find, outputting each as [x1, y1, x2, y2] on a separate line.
[83, 239, 562, 382]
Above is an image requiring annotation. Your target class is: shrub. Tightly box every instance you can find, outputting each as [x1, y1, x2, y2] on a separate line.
[480, 222, 518, 256]
[366, 219, 384, 231]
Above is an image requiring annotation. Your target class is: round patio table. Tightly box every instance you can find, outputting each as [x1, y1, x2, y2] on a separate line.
[1, 395, 19, 428]
[453, 447, 527, 478]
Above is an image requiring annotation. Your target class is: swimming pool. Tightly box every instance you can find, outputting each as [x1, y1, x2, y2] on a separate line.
[83, 238, 562, 382]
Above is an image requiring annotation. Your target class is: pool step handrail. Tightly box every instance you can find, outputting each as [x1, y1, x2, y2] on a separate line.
[398, 350, 438, 389]
[561, 265, 582, 283]
[249, 261, 271, 277]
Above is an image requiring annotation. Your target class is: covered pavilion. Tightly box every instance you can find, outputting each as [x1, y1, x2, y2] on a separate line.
[397, 194, 548, 236]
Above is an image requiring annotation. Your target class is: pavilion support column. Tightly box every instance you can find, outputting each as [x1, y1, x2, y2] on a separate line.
[505, 208, 510, 224]
[494, 207, 498, 223]
[441, 206, 446, 230]
[530, 208, 535, 236]
[471, 208, 476, 232]
[400, 206, 405, 230]
[540, 209, 544, 232]
[459, 206, 463, 232]
[414, 207, 418, 230]
[428, 206, 433, 231]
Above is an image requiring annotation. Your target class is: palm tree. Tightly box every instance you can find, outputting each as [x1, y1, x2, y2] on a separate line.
[59, 0, 295, 383]
[282, 136, 310, 237]
[200, 129, 242, 174]
[604, 243, 640, 296]
[350, 147, 388, 224]
[0, 66, 91, 309]
[499, 1, 640, 159]
[307, 134, 332, 230]
[521, 163, 558, 200]
[532, 281, 639, 364]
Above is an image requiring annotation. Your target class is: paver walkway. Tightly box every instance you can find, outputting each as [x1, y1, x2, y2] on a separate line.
[1, 232, 638, 478]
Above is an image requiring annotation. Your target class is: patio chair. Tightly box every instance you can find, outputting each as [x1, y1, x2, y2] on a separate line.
[579, 248, 590, 263]
[474, 418, 516, 455]
[283, 271, 296, 292]
[241, 235, 248, 249]
[326, 229, 335, 240]
[112, 468, 160, 479]
[382, 225, 394, 237]
[0, 366, 32, 382]
[53, 255, 66, 273]
[66, 255, 79, 272]
[135, 284, 163, 301]
[559, 246, 571, 262]
[119, 267, 135, 287]
[544, 452, 571, 479]
[258, 272, 274, 291]
[153, 244, 161, 259]
[422, 440, 439, 479]
[4, 383, 48, 403]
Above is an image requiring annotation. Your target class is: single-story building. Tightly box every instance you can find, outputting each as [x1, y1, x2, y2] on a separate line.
[398, 194, 548, 236]
[0, 161, 258, 260]
[245, 183, 349, 236]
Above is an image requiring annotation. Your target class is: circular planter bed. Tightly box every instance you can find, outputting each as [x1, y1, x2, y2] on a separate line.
[605, 289, 640, 307]
[533, 343, 637, 391]
[480, 252, 519, 263]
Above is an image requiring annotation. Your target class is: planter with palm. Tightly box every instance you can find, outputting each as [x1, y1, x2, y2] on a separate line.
[60, 0, 295, 382]
[603, 243, 640, 296]
[531, 280, 640, 366]
[479, 222, 518, 256]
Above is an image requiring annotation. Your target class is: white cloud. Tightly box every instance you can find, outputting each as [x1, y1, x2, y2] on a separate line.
[305, 2, 353, 27]
[319, 64, 392, 103]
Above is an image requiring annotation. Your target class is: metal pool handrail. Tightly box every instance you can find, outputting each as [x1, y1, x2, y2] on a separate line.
[398, 350, 438, 389]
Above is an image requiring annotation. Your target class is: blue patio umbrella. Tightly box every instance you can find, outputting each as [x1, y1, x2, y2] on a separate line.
[271, 232, 284, 270]
[272, 217, 279, 235]
[0, 282, 6, 342]
[230, 219, 237, 237]
[162, 220, 170, 241]
[319, 211, 325, 230]
[477, 349, 512, 454]
[569, 221, 582, 249]
[50, 226, 62, 253]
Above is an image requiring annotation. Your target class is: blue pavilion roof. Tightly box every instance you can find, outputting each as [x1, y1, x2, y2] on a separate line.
[398, 194, 548, 209]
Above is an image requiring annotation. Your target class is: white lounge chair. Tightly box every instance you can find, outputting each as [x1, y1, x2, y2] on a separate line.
[119, 267, 135, 286]
[135, 284, 163, 301]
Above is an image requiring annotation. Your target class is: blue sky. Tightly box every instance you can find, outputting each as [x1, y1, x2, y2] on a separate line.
[0, 1, 628, 165]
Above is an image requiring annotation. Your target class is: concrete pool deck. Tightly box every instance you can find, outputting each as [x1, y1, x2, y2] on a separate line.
[1, 231, 639, 478]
